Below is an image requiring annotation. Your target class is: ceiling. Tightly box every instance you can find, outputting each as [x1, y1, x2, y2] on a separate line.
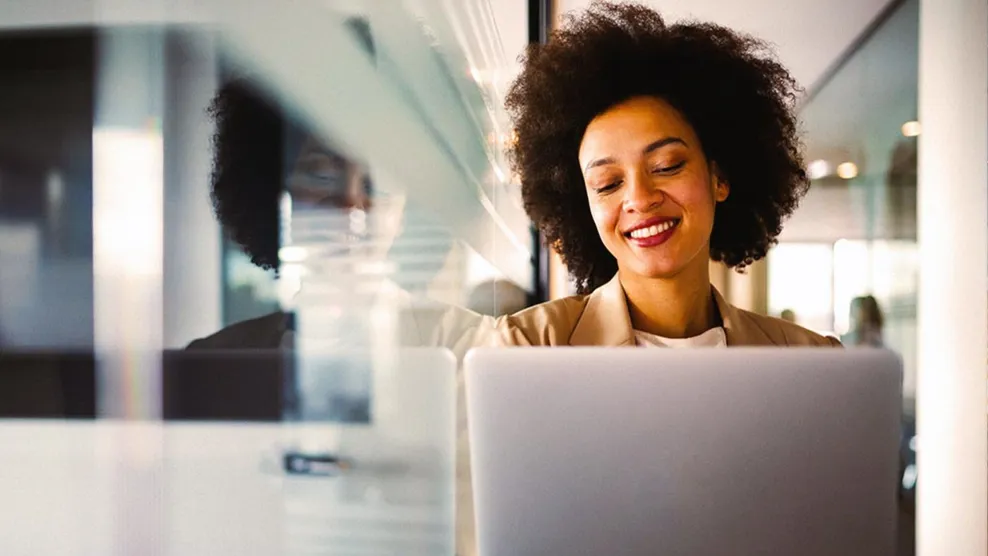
[0, 0, 895, 108]
[552, 0, 895, 94]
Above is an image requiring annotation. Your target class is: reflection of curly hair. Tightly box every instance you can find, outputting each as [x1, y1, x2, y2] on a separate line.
[207, 17, 376, 272]
[207, 79, 289, 271]
[506, 1, 809, 293]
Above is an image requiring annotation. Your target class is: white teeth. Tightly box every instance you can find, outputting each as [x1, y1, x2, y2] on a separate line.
[628, 220, 676, 239]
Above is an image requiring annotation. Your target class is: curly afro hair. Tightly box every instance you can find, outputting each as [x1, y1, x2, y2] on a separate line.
[505, 1, 809, 294]
[207, 79, 291, 271]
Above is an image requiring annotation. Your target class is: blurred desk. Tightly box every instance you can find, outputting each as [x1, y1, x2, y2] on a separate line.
[0, 421, 453, 555]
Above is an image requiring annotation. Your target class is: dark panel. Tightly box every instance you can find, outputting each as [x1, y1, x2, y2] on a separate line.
[162, 350, 287, 421]
[0, 351, 97, 418]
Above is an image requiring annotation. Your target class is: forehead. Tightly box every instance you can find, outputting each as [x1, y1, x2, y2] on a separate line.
[578, 96, 696, 161]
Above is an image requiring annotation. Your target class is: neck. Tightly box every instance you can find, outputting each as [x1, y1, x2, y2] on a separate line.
[619, 258, 719, 339]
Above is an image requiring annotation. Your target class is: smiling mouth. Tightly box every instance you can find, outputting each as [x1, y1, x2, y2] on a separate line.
[625, 219, 680, 239]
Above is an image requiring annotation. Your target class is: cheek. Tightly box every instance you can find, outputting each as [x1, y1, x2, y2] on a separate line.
[669, 177, 718, 220]
[588, 198, 620, 241]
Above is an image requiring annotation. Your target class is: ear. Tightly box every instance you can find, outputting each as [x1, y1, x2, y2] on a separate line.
[710, 162, 730, 203]
[715, 177, 730, 202]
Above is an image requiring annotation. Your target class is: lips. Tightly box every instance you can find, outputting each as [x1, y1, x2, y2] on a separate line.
[621, 216, 680, 249]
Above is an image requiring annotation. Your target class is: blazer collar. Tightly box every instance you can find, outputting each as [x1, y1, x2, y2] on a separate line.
[712, 287, 776, 346]
[568, 274, 776, 346]
[569, 275, 636, 346]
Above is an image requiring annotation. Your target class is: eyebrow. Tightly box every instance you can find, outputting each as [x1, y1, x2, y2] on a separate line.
[583, 137, 688, 172]
[298, 148, 340, 161]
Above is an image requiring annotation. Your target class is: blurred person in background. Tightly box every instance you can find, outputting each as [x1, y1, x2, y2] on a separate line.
[843, 295, 885, 347]
[493, 2, 839, 349]
[780, 309, 797, 323]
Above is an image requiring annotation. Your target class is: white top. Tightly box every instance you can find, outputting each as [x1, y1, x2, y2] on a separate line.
[634, 326, 727, 348]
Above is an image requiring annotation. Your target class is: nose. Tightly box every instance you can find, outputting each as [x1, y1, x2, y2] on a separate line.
[346, 189, 371, 211]
[344, 165, 372, 211]
[622, 166, 663, 213]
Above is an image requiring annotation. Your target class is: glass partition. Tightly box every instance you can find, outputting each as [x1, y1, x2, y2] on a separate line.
[772, 0, 919, 403]
[768, 3, 919, 548]
[0, 0, 530, 553]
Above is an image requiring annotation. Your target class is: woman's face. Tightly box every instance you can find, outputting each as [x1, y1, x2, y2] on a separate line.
[286, 136, 405, 258]
[289, 136, 372, 210]
[578, 96, 729, 281]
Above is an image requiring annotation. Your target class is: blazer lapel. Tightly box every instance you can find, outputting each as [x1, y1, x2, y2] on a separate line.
[568, 275, 636, 346]
[567, 275, 777, 347]
[712, 288, 777, 346]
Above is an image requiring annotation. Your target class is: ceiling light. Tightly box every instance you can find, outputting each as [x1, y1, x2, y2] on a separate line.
[807, 159, 831, 180]
[901, 121, 921, 137]
[836, 162, 858, 180]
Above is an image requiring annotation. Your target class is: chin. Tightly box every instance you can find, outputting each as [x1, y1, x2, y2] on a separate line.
[628, 259, 687, 280]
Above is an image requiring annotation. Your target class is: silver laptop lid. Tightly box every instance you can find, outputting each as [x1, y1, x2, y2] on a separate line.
[465, 348, 900, 556]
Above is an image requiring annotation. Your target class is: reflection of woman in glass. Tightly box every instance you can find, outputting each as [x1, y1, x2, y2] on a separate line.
[845, 295, 885, 347]
[188, 78, 370, 348]
[191, 15, 436, 349]
[190, 77, 479, 353]
[494, 2, 839, 348]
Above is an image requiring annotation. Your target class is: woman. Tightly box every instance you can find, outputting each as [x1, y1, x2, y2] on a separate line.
[494, 1, 839, 348]
[454, 7, 844, 552]
[845, 295, 885, 347]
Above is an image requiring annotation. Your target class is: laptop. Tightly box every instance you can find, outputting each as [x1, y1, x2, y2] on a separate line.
[464, 348, 901, 556]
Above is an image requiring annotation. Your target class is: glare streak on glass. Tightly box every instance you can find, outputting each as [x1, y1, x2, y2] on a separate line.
[92, 29, 165, 421]
[92, 24, 168, 556]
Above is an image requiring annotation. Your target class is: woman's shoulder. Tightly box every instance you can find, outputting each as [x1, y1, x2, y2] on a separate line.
[186, 311, 289, 350]
[733, 309, 842, 347]
[493, 294, 593, 346]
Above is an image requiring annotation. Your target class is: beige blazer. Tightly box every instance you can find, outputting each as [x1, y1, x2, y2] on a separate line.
[492, 273, 840, 347]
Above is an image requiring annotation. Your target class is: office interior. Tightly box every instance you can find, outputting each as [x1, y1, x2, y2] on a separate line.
[0, 0, 983, 555]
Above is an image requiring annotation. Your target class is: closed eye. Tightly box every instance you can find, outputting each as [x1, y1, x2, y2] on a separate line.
[653, 161, 686, 175]
[593, 181, 621, 194]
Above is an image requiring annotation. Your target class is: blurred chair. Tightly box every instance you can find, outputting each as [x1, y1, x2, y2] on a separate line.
[467, 279, 528, 318]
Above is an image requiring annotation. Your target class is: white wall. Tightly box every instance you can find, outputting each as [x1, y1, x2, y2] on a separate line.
[915, 0, 988, 551]
[489, 0, 528, 73]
